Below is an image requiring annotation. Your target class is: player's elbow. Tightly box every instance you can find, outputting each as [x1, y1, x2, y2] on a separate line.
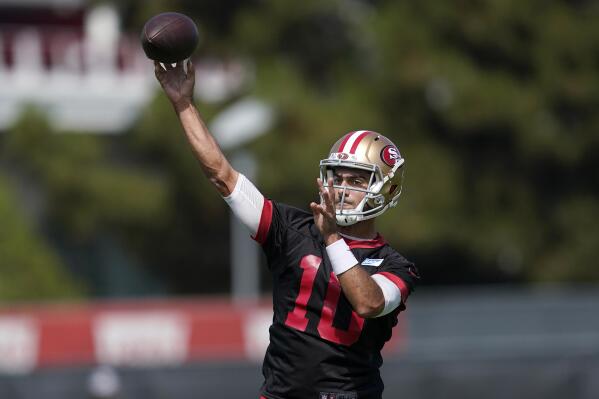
[354, 297, 385, 319]
[209, 164, 238, 196]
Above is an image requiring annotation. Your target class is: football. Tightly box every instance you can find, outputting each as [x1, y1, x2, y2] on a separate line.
[140, 12, 199, 63]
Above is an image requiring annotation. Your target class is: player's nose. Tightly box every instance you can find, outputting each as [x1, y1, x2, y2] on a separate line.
[335, 185, 352, 200]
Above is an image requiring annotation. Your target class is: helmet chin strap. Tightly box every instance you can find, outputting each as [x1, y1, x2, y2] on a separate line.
[336, 213, 361, 226]
[335, 185, 361, 226]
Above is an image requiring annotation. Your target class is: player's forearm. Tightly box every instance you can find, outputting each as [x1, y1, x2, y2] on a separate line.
[338, 267, 385, 318]
[326, 238, 385, 318]
[175, 102, 238, 196]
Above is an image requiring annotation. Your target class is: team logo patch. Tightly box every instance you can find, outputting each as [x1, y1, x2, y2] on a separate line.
[381, 145, 401, 166]
[319, 392, 358, 399]
[361, 258, 384, 267]
[335, 152, 349, 160]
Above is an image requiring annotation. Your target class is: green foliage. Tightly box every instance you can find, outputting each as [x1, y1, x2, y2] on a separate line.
[0, 174, 83, 301]
[237, 0, 599, 283]
[4, 108, 171, 240]
[3, 0, 599, 298]
[2, 107, 173, 297]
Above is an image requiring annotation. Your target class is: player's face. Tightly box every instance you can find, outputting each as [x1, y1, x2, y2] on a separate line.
[331, 167, 370, 209]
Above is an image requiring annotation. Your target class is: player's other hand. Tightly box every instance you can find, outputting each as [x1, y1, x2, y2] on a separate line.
[154, 60, 195, 111]
[310, 177, 340, 244]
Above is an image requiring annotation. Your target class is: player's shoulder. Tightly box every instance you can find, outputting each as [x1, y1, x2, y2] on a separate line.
[375, 242, 413, 266]
[271, 200, 313, 225]
[375, 243, 420, 282]
[272, 200, 311, 216]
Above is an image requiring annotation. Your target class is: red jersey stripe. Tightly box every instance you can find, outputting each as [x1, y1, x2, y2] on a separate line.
[342, 234, 386, 249]
[252, 199, 273, 244]
[337, 131, 355, 153]
[348, 131, 370, 154]
[377, 272, 409, 302]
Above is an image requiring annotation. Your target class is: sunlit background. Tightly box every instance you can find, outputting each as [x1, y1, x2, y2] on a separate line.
[1, 0, 598, 398]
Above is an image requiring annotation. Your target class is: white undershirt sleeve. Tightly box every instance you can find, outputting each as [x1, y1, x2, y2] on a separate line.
[371, 274, 402, 317]
[222, 173, 265, 236]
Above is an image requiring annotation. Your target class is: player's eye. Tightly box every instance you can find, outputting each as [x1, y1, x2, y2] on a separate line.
[352, 178, 366, 187]
[333, 176, 343, 184]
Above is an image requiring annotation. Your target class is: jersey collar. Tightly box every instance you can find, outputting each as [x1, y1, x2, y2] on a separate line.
[341, 233, 387, 249]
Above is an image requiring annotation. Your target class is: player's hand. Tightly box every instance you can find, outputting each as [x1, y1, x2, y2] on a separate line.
[154, 60, 195, 111]
[310, 177, 340, 244]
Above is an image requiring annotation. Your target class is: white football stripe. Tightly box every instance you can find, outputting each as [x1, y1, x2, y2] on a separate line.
[339, 130, 368, 153]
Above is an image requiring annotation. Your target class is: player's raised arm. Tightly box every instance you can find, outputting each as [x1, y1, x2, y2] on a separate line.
[154, 60, 265, 237]
[154, 60, 238, 197]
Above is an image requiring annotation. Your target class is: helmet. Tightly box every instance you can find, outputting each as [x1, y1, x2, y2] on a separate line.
[319, 130, 405, 226]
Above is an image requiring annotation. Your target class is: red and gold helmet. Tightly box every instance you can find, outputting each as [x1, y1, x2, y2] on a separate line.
[319, 130, 405, 226]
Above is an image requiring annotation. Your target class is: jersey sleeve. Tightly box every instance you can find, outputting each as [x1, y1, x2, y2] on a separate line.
[223, 173, 265, 236]
[374, 256, 419, 309]
[252, 199, 312, 257]
[251, 198, 274, 244]
[221, 174, 292, 250]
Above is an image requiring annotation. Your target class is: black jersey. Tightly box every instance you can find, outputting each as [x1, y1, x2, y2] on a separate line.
[253, 200, 419, 399]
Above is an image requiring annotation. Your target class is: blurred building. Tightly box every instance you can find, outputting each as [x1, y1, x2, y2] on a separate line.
[0, 0, 250, 133]
[0, 0, 270, 301]
[0, 0, 152, 133]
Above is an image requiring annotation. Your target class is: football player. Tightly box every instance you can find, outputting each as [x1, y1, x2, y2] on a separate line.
[154, 60, 419, 399]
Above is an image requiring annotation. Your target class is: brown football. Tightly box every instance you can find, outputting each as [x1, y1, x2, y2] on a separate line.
[141, 12, 199, 63]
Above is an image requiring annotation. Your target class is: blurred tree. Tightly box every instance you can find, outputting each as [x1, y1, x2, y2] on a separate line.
[3, 0, 598, 300]
[365, 0, 599, 282]
[126, 94, 233, 294]
[0, 174, 83, 301]
[2, 108, 172, 296]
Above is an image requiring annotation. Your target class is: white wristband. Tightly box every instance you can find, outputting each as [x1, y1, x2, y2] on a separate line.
[326, 239, 358, 276]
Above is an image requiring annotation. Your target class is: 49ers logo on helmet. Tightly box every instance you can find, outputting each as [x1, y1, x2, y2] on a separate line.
[381, 145, 401, 166]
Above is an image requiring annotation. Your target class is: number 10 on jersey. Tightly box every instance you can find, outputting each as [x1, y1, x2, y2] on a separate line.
[284, 255, 365, 346]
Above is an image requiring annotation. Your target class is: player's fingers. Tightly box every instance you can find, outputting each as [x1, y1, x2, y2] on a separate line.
[154, 61, 164, 77]
[312, 200, 327, 212]
[177, 61, 188, 73]
[328, 180, 335, 198]
[319, 178, 334, 211]
[321, 182, 337, 215]
[186, 59, 195, 77]
[318, 178, 332, 198]
[310, 202, 324, 216]
[316, 178, 327, 203]
[321, 185, 333, 209]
